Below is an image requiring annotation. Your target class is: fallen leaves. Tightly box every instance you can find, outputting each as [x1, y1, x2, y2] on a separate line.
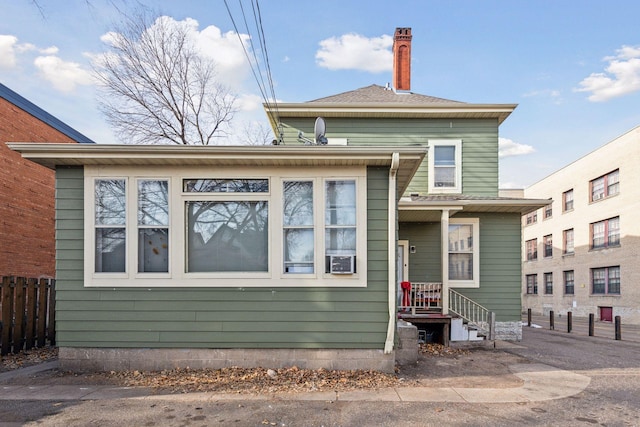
[419, 343, 470, 357]
[0, 346, 58, 372]
[92, 365, 400, 394]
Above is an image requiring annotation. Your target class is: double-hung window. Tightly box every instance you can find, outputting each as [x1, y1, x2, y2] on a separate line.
[526, 274, 538, 295]
[543, 235, 553, 258]
[564, 270, 574, 295]
[544, 272, 553, 295]
[590, 216, 620, 249]
[526, 211, 537, 225]
[544, 203, 552, 219]
[563, 229, 574, 255]
[526, 238, 537, 261]
[447, 218, 479, 287]
[592, 266, 620, 295]
[428, 140, 462, 194]
[283, 181, 314, 274]
[86, 167, 366, 287]
[94, 179, 127, 273]
[590, 169, 619, 202]
[563, 189, 574, 212]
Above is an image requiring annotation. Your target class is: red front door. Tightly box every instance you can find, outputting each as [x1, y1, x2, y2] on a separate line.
[600, 306, 613, 322]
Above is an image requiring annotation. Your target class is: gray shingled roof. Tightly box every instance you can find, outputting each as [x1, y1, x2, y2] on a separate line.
[308, 84, 466, 105]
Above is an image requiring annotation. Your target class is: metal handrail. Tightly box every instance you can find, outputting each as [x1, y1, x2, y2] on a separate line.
[448, 288, 495, 339]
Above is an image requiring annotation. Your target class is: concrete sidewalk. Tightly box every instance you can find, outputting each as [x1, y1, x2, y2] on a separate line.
[0, 356, 590, 403]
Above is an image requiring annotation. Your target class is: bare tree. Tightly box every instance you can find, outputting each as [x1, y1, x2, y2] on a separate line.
[94, 9, 237, 145]
[241, 121, 274, 145]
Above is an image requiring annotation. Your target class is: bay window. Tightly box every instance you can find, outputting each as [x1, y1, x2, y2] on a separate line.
[85, 167, 366, 287]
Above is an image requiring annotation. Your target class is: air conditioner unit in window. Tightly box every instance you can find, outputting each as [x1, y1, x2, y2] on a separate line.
[328, 255, 355, 274]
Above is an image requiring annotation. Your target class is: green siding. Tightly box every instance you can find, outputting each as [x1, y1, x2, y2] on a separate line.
[54, 166, 390, 349]
[399, 213, 522, 322]
[280, 117, 499, 197]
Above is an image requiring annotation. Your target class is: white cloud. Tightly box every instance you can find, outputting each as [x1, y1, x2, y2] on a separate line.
[34, 55, 93, 92]
[575, 45, 640, 101]
[316, 33, 393, 73]
[0, 35, 19, 68]
[522, 89, 563, 105]
[499, 137, 535, 158]
[99, 17, 252, 92]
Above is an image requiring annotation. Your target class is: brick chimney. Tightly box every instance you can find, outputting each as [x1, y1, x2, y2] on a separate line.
[392, 27, 412, 92]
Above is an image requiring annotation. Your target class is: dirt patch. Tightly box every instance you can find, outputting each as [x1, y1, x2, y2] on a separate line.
[1, 344, 529, 394]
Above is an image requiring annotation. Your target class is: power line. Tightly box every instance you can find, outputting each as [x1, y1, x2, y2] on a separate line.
[224, 0, 281, 143]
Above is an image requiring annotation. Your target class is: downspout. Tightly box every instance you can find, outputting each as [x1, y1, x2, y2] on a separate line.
[441, 209, 450, 315]
[384, 153, 400, 354]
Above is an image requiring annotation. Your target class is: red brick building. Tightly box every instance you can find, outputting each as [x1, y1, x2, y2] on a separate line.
[0, 83, 94, 277]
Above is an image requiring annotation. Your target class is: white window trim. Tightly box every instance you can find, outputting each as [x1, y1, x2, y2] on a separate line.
[84, 165, 368, 288]
[448, 217, 480, 288]
[428, 139, 462, 194]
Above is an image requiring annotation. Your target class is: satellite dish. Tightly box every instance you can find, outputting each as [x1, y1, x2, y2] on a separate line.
[314, 117, 328, 145]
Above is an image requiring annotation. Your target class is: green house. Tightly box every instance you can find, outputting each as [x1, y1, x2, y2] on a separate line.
[10, 27, 545, 372]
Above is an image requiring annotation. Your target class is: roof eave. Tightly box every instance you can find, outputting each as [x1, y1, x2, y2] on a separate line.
[9, 143, 427, 194]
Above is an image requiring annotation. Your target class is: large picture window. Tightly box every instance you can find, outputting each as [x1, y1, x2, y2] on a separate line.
[85, 167, 366, 287]
[428, 140, 462, 194]
[448, 218, 479, 287]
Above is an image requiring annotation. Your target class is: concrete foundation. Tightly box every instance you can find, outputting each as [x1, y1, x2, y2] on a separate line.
[395, 320, 418, 365]
[58, 347, 396, 373]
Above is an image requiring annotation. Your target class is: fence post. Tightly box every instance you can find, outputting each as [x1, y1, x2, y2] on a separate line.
[489, 311, 496, 341]
[37, 278, 48, 347]
[1, 276, 14, 355]
[527, 308, 531, 327]
[589, 313, 595, 336]
[13, 277, 26, 353]
[46, 280, 56, 346]
[567, 311, 572, 333]
[549, 310, 554, 330]
[615, 316, 622, 341]
[26, 278, 38, 350]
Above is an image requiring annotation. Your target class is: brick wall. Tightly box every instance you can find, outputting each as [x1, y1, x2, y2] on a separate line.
[0, 98, 77, 277]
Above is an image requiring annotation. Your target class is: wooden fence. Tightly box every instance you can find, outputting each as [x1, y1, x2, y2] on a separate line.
[0, 276, 55, 355]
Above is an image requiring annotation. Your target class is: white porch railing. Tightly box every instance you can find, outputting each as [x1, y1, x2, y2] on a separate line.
[448, 289, 495, 339]
[399, 282, 442, 315]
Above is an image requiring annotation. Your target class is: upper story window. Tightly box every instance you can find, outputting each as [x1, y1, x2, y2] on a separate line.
[543, 235, 553, 258]
[526, 238, 538, 261]
[590, 216, 620, 249]
[562, 189, 574, 212]
[590, 169, 619, 202]
[563, 228, 574, 255]
[448, 218, 479, 288]
[428, 139, 462, 194]
[86, 166, 367, 287]
[526, 210, 537, 225]
[544, 203, 552, 219]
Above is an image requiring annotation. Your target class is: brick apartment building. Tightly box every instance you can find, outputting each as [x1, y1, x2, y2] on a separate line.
[0, 83, 94, 277]
[522, 126, 640, 324]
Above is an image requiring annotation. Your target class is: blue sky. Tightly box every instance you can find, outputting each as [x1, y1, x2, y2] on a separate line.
[1, 0, 640, 188]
